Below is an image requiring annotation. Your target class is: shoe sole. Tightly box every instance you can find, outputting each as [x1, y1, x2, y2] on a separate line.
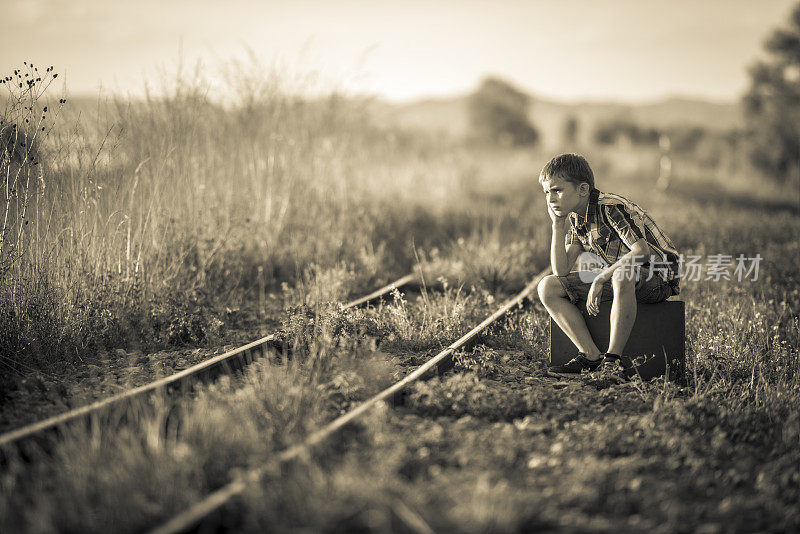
[547, 369, 599, 379]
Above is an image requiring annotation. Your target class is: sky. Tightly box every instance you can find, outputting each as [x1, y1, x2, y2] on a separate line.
[1, 0, 797, 103]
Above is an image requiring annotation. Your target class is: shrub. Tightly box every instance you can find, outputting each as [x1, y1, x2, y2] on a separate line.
[468, 77, 539, 147]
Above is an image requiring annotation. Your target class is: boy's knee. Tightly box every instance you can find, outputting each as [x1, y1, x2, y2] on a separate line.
[611, 269, 636, 291]
[537, 274, 564, 302]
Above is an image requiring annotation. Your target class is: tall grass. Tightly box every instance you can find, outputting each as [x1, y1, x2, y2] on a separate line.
[0, 62, 480, 374]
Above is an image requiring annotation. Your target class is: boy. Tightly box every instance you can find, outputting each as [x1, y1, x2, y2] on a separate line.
[536, 154, 681, 380]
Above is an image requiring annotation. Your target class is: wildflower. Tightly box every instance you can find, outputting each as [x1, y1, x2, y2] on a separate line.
[52, 74, 58, 79]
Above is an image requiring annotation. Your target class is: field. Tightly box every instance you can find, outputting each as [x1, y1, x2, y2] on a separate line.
[1, 66, 799, 533]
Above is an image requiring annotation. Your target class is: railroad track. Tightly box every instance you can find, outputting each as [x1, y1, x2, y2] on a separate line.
[149, 266, 551, 534]
[0, 273, 418, 455]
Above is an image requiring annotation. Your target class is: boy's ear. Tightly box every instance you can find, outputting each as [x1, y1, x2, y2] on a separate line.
[579, 182, 590, 196]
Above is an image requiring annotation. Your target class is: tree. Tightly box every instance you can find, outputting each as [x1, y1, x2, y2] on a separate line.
[468, 77, 539, 147]
[743, 3, 800, 183]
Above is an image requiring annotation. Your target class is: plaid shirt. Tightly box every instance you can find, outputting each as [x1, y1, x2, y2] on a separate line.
[566, 187, 681, 294]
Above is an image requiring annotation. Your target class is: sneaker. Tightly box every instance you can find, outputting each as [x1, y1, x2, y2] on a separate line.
[598, 355, 628, 383]
[549, 353, 603, 377]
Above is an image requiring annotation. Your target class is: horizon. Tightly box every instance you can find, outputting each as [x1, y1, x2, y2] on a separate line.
[58, 82, 743, 109]
[2, 1, 797, 105]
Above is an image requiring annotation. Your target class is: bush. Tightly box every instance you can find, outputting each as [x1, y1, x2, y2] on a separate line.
[468, 77, 539, 147]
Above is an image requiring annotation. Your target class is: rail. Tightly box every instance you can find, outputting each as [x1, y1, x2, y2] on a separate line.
[0, 273, 418, 452]
[148, 266, 551, 534]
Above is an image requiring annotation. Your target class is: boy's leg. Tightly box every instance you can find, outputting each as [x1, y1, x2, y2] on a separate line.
[607, 267, 638, 356]
[537, 274, 603, 360]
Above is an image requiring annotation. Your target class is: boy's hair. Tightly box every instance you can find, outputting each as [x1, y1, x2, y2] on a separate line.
[538, 153, 595, 189]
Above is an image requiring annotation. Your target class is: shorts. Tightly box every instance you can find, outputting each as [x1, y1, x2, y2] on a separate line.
[557, 268, 675, 306]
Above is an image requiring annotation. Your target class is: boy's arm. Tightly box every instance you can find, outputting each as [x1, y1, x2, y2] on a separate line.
[593, 238, 650, 283]
[549, 206, 582, 276]
[586, 239, 649, 317]
[565, 243, 583, 272]
[593, 203, 653, 283]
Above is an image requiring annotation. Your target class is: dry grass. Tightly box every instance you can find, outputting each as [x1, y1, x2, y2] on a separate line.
[0, 63, 480, 377]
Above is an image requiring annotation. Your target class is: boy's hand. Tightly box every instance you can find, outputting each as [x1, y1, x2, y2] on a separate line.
[547, 203, 567, 227]
[586, 277, 603, 316]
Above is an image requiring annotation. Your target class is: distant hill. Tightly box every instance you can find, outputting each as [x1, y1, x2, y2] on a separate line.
[4, 89, 743, 152]
[369, 93, 743, 149]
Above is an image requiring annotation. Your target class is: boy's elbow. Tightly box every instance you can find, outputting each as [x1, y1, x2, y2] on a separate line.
[552, 263, 569, 277]
[630, 239, 650, 259]
[553, 263, 568, 277]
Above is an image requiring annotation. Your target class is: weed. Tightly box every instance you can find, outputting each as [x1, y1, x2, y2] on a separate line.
[453, 345, 500, 378]
[379, 281, 490, 353]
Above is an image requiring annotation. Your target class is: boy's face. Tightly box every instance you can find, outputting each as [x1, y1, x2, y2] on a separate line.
[541, 175, 589, 217]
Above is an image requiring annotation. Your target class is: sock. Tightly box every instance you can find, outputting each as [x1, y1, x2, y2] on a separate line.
[604, 353, 621, 360]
